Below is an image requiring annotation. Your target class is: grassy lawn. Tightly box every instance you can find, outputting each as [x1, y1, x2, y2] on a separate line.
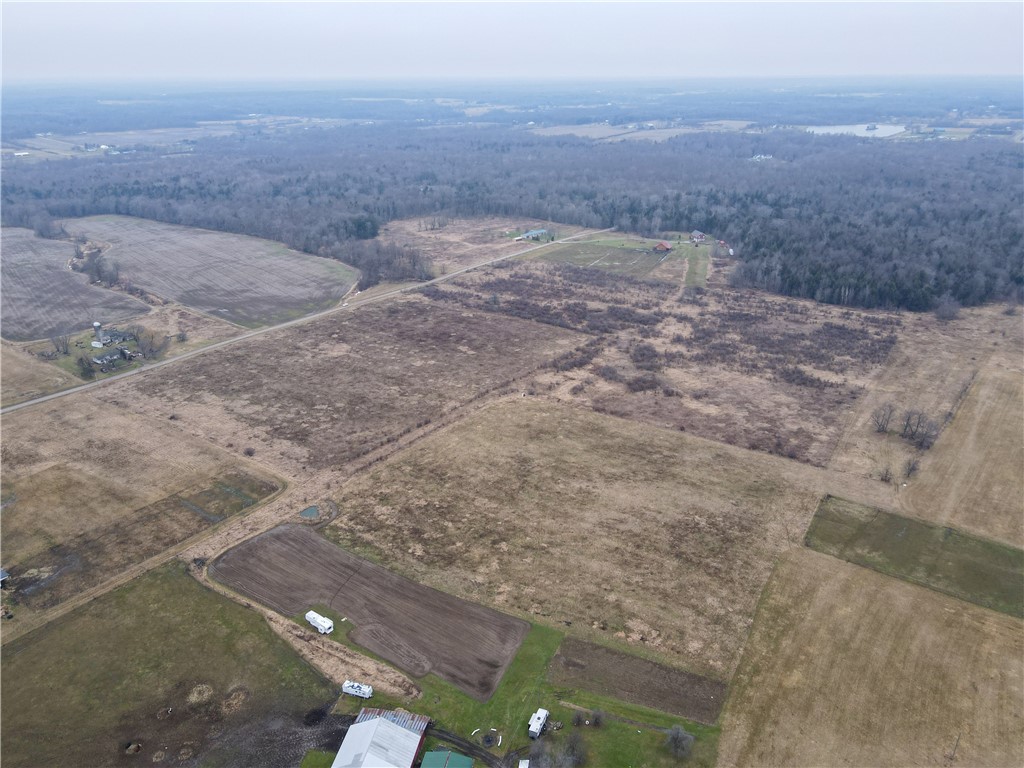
[308, 609, 717, 767]
[536, 237, 679, 278]
[1, 563, 335, 768]
[685, 247, 710, 287]
[805, 495, 1024, 617]
[299, 750, 336, 768]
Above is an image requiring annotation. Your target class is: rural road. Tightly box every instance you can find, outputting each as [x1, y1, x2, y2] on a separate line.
[1, 227, 614, 415]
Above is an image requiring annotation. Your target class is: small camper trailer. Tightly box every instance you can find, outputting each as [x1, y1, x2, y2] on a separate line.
[528, 708, 549, 739]
[342, 680, 373, 699]
[305, 610, 334, 634]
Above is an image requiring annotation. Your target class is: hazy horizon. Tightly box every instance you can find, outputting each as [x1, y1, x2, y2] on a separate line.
[3, 2, 1022, 85]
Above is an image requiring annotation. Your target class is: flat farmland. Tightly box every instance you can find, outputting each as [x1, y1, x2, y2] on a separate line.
[828, 304, 1023, 486]
[422, 265, 900, 466]
[380, 216, 584, 275]
[1, 564, 337, 768]
[548, 637, 727, 724]
[903, 366, 1024, 547]
[719, 548, 1024, 768]
[1, 227, 150, 340]
[0, 342, 78, 405]
[328, 398, 895, 679]
[111, 296, 581, 475]
[0, 395, 279, 628]
[210, 525, 528, 700]
[535, 236, 707, 282]
[61, 216, 359, 326]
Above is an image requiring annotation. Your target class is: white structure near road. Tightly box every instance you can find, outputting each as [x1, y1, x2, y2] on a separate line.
[305, 610, 334, 634]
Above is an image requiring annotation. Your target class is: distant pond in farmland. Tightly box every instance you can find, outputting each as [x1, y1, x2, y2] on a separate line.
[806, 124, 907, 138]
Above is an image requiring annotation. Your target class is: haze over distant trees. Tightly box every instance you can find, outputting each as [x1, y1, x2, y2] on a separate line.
[3, 116, 1021, 305]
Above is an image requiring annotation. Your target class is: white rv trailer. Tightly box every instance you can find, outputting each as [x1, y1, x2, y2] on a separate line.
[342, 680, 373, 699]
[528, 708, 549, 739]
[305, 610, 334, 634]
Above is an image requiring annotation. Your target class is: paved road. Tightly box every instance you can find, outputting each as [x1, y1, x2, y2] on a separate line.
[1, 228, 613, 415]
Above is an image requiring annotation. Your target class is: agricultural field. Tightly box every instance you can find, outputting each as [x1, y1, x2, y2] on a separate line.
[534, 234, 712, 283]
[805, 496, 1024, 617]
[719, 548, 1024, 768]
[210, 524, 529, 700]
[0, 395, 279, 632]
[1, 227, 150, 341]
[548, 637, 727, 725]
[379, 216, 585, 275]
[109, 296, 582, 476]
[827, 304, 1023, 487]
[327, 397, 895, 682]
[0, 342, 78, 405]
[421, 261, 901, 466]
[61, 216, 359, 327]
[0, 563, 340, 768]
[903, 365, 1024, 547]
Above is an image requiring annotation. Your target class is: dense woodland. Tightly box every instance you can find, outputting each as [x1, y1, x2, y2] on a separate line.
[3, 112, 1022, 307]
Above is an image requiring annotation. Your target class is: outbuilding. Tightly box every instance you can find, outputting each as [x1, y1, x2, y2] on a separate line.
[653, 241, 673, 252]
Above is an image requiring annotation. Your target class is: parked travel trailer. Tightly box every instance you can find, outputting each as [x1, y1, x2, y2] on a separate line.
[528, 708, 549, 739]
[305, 610, 334, 634]
[342, 680, 373, 699]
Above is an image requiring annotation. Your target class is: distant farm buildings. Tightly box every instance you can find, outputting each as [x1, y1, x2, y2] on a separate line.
[653, 241, 673, 252]
[331, 708, 431, 768]
[515, 228, 548, 241]
[690, 230, 707, 243]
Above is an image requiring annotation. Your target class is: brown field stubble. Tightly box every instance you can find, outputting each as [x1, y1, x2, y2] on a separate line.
[328, 398, 896, 680]
[719, 548, 1024, 768]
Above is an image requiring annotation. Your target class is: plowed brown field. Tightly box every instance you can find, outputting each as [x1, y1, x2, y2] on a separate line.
[210, 525, 529, 701]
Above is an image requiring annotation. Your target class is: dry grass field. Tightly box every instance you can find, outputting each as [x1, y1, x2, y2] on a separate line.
[109, 296, 581, 476]
[379, 216, 584, 275]
[0, 395, 279, 623]
[828, 305, 1022, 485]
[422, 262, 900, 466]
[903, 366, 1024, 547]
[327, 398, 894, 680]
[0, 342, 78, 405]
[1, 227, 150, 340]
[211, 525, 529, 700]
[719, 548, 1024, 768]
[61, 216, 359, 326]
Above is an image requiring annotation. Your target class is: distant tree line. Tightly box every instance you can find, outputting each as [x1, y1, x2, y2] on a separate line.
[3, 123, 1021, 304]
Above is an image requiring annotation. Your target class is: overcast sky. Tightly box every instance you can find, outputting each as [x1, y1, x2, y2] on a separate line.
[3, 2, 1022, 84]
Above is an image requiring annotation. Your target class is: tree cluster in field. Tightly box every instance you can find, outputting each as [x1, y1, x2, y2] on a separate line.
[3, 123, 1020, 307]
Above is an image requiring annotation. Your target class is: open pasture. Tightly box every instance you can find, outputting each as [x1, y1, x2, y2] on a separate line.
[328, 398, 894, 679]
[379, 216, 583, 275]
[0, 396, 279, 625]
[61, 216, 359, 326]
[1, 563, 337, 768]
[211, 524, 529, 700]
[719, 547, 1024, 767]
[112, 296, 581, 475]
[548, 637, 727, 725]
[0, 342, 78, 405]
[424, 263, 900, 466]
[1, 227, 150, 341]
[806, 496, 1024, 617]
[903, 365, 1024, 547]
[536, 236, 693, 279]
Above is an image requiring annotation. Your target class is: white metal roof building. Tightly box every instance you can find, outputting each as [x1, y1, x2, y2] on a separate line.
[330, 717, 423, 768]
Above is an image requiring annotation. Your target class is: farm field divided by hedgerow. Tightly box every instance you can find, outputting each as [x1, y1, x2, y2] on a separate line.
[0, 563, 338, 768]
[327, 397, 896, 682]
[805, 495, 1024, 617]
[718, 547, 1024, 768]
[1, 227, 150, 341]
[61, 215, 359, 327]
[420, 260, 901, 466]
[110, 295, 582, 476]
[0, 395, 280, 632]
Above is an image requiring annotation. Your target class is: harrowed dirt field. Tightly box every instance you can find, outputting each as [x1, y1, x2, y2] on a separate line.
[326, 397, 896, 682]
[62, 216, 359, 327]
[718, 547, 1024, 768]
[210, 524, 529, 701]
[0, 341, 79, 406]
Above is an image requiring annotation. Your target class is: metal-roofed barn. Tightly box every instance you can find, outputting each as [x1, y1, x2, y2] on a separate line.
[330, 708, 430, 768]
